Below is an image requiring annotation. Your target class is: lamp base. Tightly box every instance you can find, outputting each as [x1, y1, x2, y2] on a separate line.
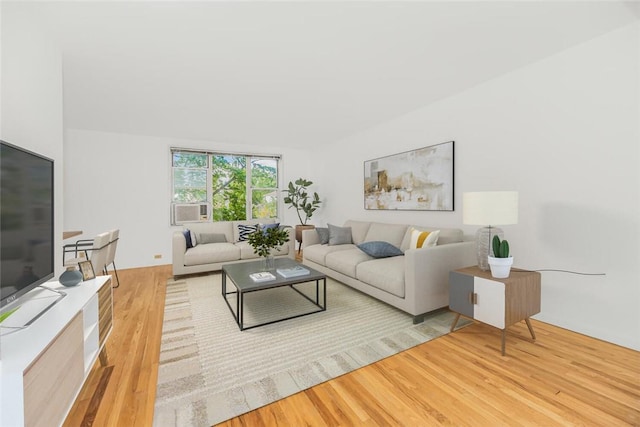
[475, 226, 504, 270]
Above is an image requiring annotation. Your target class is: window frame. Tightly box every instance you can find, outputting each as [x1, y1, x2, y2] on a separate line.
[170, 148, 282, 225]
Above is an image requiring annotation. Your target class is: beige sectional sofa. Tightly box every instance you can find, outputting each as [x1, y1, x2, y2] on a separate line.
[172, 219, 295, 276]
[302, 220, 476, 323]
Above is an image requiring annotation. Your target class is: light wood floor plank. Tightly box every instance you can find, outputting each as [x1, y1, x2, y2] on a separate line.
[64, 265, 640, 426]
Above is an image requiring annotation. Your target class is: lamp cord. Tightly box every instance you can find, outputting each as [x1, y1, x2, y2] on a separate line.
[515, 268, 606, 276]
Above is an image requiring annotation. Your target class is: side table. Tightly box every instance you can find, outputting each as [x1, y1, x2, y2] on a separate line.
[449, 266, 541, 355]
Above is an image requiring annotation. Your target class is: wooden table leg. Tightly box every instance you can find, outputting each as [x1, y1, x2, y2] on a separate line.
[450, 313, 461, 332]
[501, 330, 506, 356]
[525, 318, 536, 340]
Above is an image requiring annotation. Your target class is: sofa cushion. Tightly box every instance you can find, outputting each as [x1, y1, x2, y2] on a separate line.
[237, 224, 258, 241]
[315, 227, 330, 244]
[400, 226, 463, 250]
[304, 243, 356, 266]
[258, 222, 280, 232]
[183, 243, 240, 266]
[343, 220, 371, 245]
[232, 219, 275, 242]
[186, 222, 234, 244]
[183, 230, 197, 248]
[356, 257, 405, 298]
[328, 224, 352, 245]
[409, 228, 440, 248]
[325, 248, 372, 278]
[364, 222, 408, 248]
[357, 241, 403, 258]
[199, 233, 227, 244]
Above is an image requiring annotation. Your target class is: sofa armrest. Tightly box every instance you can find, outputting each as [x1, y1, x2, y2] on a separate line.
[404, 241, 476, 314]
[172, 231, 187, 274]
[301, 228, 320, 250]
[282, 226, 296, 259]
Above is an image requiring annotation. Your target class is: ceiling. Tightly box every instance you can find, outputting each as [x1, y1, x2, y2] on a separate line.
[14, 1, 640, 148]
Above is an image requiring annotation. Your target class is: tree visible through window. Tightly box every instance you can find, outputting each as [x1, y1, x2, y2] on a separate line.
[171, 149, 280, 223]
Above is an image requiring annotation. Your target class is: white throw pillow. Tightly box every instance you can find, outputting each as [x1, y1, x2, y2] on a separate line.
[409, 228, 440, 248]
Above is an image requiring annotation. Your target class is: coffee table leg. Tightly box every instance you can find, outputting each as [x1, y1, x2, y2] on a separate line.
[239, 291, 244, 331]
[222, 271, 226, 296]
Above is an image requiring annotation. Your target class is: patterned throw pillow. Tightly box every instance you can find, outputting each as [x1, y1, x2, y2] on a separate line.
[357, 241, 403, 258]
[409, 228, 440, 248]
[237, 224, 258, 241]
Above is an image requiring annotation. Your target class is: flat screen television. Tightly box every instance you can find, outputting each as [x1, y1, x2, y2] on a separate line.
[0, 140, 54, 310]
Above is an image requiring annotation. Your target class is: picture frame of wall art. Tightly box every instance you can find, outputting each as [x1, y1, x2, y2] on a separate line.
[364, 141, 454, 211]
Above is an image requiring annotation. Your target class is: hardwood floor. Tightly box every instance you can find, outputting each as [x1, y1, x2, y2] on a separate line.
[66, 265, 640, 426]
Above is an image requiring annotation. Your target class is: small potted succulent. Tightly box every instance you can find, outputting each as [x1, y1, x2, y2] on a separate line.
[283, 178, 322, 244]
[247, 226, 290, 269]
[488, 235, 513, 278]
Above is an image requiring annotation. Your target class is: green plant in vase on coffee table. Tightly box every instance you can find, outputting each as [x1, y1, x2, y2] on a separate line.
[247, 226, 290, 269]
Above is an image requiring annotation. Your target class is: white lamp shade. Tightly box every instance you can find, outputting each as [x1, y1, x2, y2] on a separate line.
[463, 191, 518, 226]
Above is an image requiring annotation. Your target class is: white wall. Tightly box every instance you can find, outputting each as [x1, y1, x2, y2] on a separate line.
[311, 23, 640, 350]
[63, 130, 312, 269]
[1, 3, 64, 278]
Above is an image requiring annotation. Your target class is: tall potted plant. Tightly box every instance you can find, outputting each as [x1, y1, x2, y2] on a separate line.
[488, 235, 513, 278]
[283, 178, 322, 245]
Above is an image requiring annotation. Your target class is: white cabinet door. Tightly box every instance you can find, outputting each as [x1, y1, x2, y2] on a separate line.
[473, 277, 505, 329]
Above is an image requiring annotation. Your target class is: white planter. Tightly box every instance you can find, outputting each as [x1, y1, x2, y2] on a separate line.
[488, 256, 514, 278]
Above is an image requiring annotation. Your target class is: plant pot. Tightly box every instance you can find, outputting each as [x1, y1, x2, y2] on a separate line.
[488, 256, 513, 279]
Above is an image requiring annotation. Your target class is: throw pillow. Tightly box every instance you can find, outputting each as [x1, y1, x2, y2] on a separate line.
[328, 224, 352, 245]
[198, 233, 227, 244]
[316, 227, 330, 244]
[183, 229, 196, 249]
[357, 241, 403, 258]
[258, 222, 280, 235]
[237, 224, 258, 241]
[409, 228, 440, 248]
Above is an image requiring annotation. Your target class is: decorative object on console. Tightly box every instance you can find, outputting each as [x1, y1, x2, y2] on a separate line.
[59, 268, 83, 287]
[79, 260, 96, 281]
[463, 191, 518, 271]
[488, 235, 513, 278]
[364, 140, 454, 211]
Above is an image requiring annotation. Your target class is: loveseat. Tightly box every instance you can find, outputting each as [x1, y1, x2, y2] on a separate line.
[301, 220, 476, 323]
[172, 219, 295, 277]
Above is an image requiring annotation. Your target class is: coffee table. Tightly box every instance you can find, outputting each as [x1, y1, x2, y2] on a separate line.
[221, 258, 327, 331]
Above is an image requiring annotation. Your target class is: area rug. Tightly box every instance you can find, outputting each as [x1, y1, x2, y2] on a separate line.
[153, 273, 467, 426]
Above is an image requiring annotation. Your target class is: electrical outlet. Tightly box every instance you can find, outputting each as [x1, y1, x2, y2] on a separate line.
[154, 254, 162, 259]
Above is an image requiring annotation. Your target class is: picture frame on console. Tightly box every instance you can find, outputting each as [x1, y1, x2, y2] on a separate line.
[79, 261, 95, 281]
[364, 140, 454, 211]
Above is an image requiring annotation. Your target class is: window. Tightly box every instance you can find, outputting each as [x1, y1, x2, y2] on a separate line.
[171, 149, 280, 224]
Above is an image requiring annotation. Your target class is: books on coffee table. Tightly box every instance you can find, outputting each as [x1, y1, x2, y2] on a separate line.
[249, 272, 276, 282]
[276, 265, 310, 278]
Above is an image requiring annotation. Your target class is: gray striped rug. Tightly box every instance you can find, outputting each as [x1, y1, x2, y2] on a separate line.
[153, 273, 466, 426]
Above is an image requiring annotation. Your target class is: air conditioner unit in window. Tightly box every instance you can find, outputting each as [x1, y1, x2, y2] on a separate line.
[173, 204, 209, 224]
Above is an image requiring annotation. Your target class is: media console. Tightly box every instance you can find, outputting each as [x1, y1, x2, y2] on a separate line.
[0, 276, 113, 427]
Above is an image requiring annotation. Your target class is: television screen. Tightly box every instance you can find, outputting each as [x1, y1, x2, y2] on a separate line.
[0, 140, 54, 309]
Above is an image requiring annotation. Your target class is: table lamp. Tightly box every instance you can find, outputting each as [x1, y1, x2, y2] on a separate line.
[463, 191, 518, 270]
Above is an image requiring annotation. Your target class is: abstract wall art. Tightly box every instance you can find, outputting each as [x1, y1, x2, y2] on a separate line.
[364, 141, 454, 211]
